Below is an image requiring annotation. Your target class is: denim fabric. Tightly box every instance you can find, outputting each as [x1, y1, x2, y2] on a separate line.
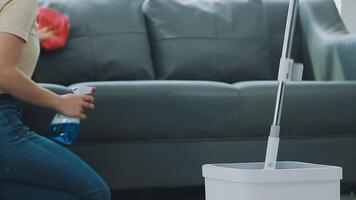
[0, 94, 111, 200]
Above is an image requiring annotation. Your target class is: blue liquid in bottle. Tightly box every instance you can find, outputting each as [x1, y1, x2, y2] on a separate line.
[48, 114, 80, 145]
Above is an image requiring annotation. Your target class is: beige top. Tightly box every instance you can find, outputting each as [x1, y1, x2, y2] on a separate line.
[0, 0, 40, 94]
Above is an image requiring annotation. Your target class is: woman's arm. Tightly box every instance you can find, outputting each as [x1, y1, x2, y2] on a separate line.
[0, 32, 93, 119]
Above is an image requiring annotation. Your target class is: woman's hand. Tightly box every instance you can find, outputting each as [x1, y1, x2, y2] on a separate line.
[55, 94, 95, 120]
[38, 26, 55, 41]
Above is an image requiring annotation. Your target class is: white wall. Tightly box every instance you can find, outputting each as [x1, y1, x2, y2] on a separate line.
[334, 0, 342, 13]
[340, 0, 356, 33]
[334, 0, 356, 33]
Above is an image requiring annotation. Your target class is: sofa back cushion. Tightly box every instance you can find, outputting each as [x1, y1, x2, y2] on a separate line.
[35, 0, 154, 86]
[143, 0, 274, 83]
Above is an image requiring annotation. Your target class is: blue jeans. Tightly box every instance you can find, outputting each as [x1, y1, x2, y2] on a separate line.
[0, 94, 111, 200]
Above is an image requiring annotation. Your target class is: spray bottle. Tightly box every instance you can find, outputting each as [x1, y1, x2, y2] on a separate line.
[48, 86, 96, 145]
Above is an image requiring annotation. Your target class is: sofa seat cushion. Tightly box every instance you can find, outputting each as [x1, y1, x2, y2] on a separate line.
[72, 81, 356, 142]
[35, 0, 155, 86]
[69, 81, 241, 142]
[233, 81, 356, 137]
[143, 0, 274, 83]
[20, 81, 356, 142]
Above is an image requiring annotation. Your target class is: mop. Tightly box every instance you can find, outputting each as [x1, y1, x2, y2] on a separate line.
[203, 1, 342, 199]
[264, 0, 304, 170]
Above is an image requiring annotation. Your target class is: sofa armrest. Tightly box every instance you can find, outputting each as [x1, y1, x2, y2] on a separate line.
[299, 0, 356, 80]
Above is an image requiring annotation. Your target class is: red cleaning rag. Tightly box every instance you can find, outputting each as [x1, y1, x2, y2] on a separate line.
[37, 7, 70, 50]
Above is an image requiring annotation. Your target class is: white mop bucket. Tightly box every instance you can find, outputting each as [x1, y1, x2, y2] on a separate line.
[203, 0, 343, 199]
[203, 162, 342, 200]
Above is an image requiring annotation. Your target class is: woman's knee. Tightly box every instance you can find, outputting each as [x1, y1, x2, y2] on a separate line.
[82, 178, 111, 200]
[97, 183, 111, 200]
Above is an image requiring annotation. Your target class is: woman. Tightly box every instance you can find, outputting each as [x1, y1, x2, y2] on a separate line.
[0, 0, 111, 199]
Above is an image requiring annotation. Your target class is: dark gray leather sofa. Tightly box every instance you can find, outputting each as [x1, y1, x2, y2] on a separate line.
[22, 0, 356, 190]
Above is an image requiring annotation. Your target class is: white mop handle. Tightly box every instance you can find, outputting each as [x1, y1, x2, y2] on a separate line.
[264, 125, 280, 170]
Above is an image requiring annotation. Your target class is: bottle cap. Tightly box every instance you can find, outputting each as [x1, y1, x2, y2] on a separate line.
[72, 86, 96, 95]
